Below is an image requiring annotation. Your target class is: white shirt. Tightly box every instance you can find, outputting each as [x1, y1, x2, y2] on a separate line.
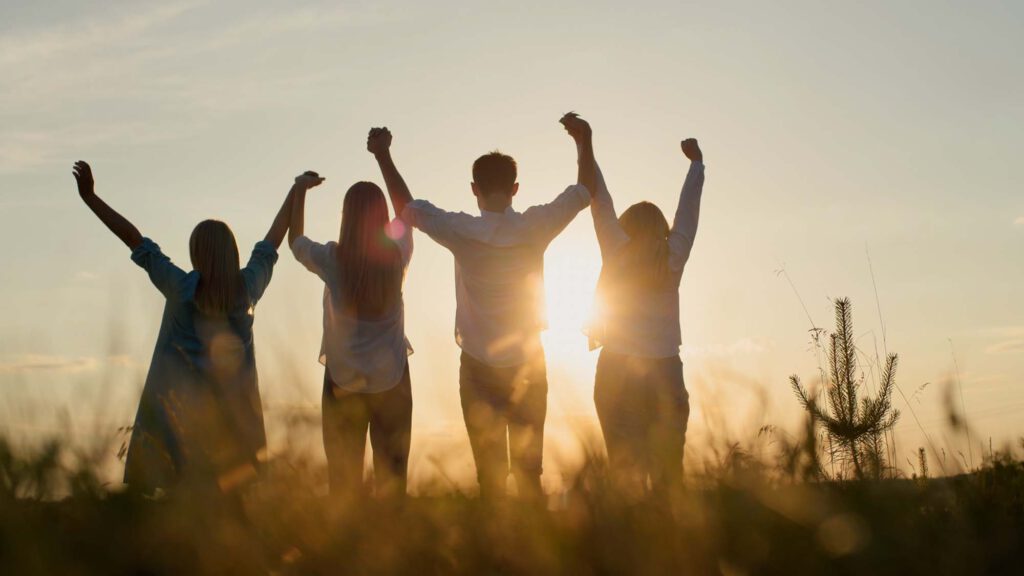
[291, 221, 414, 393]
[588, 161, 705, 358]
[402, 185, 591, 367]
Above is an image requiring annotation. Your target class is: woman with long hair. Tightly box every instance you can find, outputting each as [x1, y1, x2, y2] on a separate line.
[74, 160, 323, 493]
[560, 113, 707, 495]
[289, 127, 415, 497]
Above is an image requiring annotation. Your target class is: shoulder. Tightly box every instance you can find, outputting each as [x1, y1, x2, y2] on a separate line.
[403, 199, 475, 221]
[403, 200, 482, 238]
[181, 271, 201, 298]
[523, 184, 590, 215]
[292, 235, 336, 258]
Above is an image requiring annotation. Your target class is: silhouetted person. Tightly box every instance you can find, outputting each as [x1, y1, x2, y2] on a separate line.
[401, 136, 592, 501]
[288, 128, 415, 498]
[73, 161, 315, 494]
[560, 113, 706, 496]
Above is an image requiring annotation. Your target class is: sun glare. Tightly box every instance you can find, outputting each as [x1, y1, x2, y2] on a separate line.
[541, 244, 603, 382]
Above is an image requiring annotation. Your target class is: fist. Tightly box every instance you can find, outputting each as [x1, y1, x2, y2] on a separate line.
[559, 112, 592, 142]
[681, 138, 702, 162]
[294, 171, 325, 190]
[73, 160, 95, 197]
[367, 127, 392, 156]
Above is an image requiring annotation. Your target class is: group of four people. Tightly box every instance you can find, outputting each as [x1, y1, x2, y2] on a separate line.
[73, 113, 706, 499]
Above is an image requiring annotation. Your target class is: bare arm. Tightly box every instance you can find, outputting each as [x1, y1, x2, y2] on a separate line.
[559, 113, 598, 198]
[367, 127, 413, 218]
[264, 189, 294, 249]
[559, 114, 628, 257]
[287, 171, 325, 248]
[74, 161, 143, 250]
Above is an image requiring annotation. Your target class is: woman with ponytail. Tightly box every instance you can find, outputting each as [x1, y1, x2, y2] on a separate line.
[73, 160, 322, 493]
[289, 127, 415, 498]
[560, 113, 707, 496]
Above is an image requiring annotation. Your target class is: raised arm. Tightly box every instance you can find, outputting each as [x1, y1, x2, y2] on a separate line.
[668, 139, 706, 270]
[559, 114, 628, 258]
[367, 127, 413, 218]
[559, 112, 598, 199]
[287, 171, 326, 248]
[74, 161, 143, 250]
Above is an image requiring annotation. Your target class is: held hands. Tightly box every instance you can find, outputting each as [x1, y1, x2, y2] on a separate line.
[294, 171, 325, 190]
[559, 112, 592, 143]
[73, 161, 95, 198]
[367, 127, 393, 157]
[681, 138, 702, 162]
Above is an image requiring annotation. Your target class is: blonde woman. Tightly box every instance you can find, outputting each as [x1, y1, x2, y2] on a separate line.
[560, 114, 706, 494]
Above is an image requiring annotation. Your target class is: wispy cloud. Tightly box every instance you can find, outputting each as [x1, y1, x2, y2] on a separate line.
[985, 339, 1024, 355]
[0, 354, 136, 374]
[0, 1, 390, 174]
[0, 1, 202, 68]
[971, 326, 1024, 355]
[0, 355, 99, 374]
[0, 122, 180, 175]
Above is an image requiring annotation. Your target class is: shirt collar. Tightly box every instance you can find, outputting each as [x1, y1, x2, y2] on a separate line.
[479, 205, 517, 217]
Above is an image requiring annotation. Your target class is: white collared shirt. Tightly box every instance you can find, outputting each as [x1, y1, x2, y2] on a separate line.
[291, 221, 414, 393]
[402, 185, 591, 367]
[588, 161, 706, 358]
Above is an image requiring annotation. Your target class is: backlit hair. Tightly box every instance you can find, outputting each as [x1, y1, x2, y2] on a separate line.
[336, 182, 403, 319]
[597, 201, 672, 300]
[472, 151, 517, 196]
[189, 219, 245, 315]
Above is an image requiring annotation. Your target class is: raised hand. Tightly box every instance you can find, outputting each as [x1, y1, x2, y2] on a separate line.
[294, 170, 325, 190]
[560, 112, 598, 198]
[368, 126, 412, 217]
[73, 160, 143, 248]
[367, 127, 393, 157]
[681, 138, 702, 162]
[73, 161, 95, 198]
[559, 112, 592, 143]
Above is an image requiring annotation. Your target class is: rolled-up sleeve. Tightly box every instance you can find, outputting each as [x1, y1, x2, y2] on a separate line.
[290, 235, 333, 281]
[401, 200, 463, 250]
[131, 238, 188, 299]
[241, 240, 279, 303]
[524, 184, 591, 243]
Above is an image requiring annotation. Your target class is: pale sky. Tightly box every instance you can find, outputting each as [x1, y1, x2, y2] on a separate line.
[1, 0, 1021, 485]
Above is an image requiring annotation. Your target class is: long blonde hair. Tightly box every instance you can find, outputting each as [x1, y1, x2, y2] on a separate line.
[597, 201, 672, 304]
[336, 182, 403, 319]
[189, 220, 245, 315]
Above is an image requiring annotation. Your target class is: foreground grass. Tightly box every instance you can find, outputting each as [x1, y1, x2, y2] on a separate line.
[2, 440, 1024, 576]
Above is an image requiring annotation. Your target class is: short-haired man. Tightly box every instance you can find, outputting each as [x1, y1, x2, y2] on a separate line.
[402, 138, 594, 500]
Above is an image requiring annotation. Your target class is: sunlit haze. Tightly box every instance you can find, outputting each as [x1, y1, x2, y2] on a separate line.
[1, 0, 1022, 488]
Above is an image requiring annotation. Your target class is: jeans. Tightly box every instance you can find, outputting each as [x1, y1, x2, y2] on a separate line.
[594, 349, 689, 493]
[459, 351, 548, 500]
[322, 364, 412, 497]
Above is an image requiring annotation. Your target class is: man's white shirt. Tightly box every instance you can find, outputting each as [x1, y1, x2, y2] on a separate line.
[402, 185, 591, 367]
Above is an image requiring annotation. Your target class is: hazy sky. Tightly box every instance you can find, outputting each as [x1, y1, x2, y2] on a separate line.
[1, 0, 1021, 484]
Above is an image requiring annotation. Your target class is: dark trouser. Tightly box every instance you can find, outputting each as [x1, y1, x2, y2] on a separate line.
[459, 351, 548, 501]
[594, 349, 689, 493]
[322, 364, 412, 498]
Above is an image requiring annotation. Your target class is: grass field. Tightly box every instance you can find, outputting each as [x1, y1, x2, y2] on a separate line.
[2, 430, 1023, 575]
